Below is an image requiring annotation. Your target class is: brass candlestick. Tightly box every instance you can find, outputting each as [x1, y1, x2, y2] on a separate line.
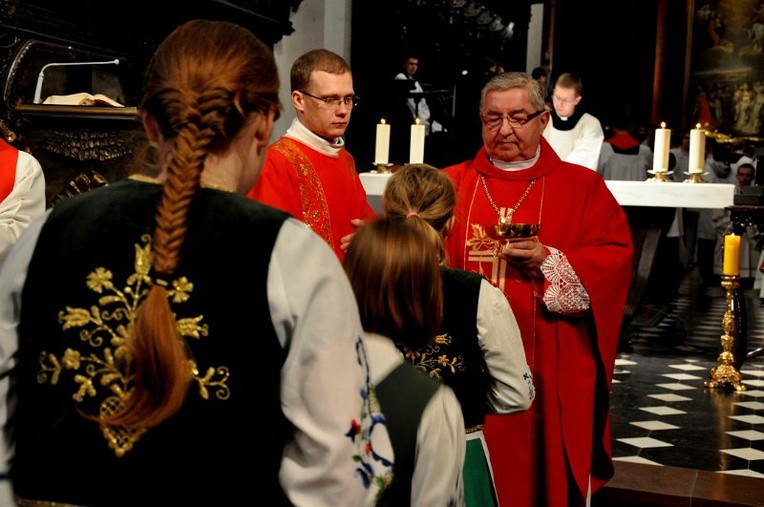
[370, 163, 393, 174]
[647, 170, 673, 182]
[705, 274, 746, 392]
[683, 172, 707, 183]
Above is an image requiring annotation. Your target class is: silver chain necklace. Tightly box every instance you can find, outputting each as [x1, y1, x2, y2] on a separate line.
[480, 175, 537, 223]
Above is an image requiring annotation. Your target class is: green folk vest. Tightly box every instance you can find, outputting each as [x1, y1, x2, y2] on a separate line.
[374, 361, 440, 507]
[12, 179, 291, 506]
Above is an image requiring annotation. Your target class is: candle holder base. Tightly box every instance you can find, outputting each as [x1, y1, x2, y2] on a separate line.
[647, 170, 673, 182]
[705, 274, 746, 392]
[683, 172, 708, 183]
[370, 163, 393, 174]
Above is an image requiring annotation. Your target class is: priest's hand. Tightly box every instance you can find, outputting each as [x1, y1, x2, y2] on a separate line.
[499, 238, 547, 274]
[340, 218, 366, 252]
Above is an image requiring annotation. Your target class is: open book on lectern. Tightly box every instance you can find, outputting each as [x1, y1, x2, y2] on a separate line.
[42, 92, 124, 107]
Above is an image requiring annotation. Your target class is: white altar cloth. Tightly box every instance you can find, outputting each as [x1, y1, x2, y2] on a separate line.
[359, 173, 735, 215]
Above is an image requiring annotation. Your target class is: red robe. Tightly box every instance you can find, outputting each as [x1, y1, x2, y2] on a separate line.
[444, 138, 633, 506]
[248, 137, 377, 261]
[0, 138, 19, 202]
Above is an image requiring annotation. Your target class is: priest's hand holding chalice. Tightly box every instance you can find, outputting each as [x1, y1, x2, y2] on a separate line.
[493, 216, 540, 242]
[491, 216, 546, 273]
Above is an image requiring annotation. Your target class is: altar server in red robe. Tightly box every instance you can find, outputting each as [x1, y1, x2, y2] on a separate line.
[248, 49, 375, 261]
[0, 139, 45, 263]
[444, 71, 633, 507]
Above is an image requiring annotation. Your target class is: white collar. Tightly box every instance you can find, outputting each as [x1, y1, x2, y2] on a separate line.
[490, 146, 541, 171]
[284, 118, 344, 157]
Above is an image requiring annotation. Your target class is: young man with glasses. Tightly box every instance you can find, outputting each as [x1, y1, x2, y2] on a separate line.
[443, 72, 633, 507]
[248, 49, 375, 261]
[542, 72, 604, 171]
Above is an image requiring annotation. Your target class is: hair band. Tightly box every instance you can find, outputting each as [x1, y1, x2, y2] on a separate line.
[406, 211, 420, 219]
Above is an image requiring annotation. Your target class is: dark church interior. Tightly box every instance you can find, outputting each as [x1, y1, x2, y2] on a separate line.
[0, 0, 762, 505]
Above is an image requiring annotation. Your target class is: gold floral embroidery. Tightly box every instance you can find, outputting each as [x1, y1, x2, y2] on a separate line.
[465, 223, 501, 256]
[466, 221, 507, 291]
[272, 139, 334, 248]
[38, 234, 230, 457]
[403, 333, 464, 380]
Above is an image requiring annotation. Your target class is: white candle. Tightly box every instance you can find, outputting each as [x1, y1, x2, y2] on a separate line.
[688, 123, 705, 174]
[652, 122, 670, 172]
[374, 119, 391, 165]
[409, 118, 425, 164]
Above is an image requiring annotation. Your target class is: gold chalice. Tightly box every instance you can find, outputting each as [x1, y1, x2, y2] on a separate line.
[492, 218, 540, 242]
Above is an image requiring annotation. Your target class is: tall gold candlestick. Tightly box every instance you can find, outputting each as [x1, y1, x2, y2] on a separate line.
[705, 274, 746, 392]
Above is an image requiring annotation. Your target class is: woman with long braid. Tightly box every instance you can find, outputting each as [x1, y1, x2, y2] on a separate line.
[0, 19, 392, 506]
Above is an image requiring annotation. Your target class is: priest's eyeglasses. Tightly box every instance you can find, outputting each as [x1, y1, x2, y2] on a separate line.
[300, 90, 360, 108]
[481, 110, 545, 130]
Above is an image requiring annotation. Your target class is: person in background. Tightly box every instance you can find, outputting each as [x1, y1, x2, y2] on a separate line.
[713, 163, 759, 282]
[542, 72, 604, 170]
[0, 139, 45, 264]
[696, 139, 733, 287]
[670, 130, 691, 183]
[731, 143, 758, 178]
[394, 52, 445, 136]
[0, 20, 393, 506]
[248, 49, 375, 261]
[383, 163, 534, 506]
[344, 218, 465, 507]
[531, 67, 551, 110]
[0, 139, 44, 502]
[596, 119, 652, 181]
[531, 66, 548, 89]
[637, 151, 685, 323]
[667, 131, 701, 276]
[443, 71, 633, 506]
[531, 66, 550, 103]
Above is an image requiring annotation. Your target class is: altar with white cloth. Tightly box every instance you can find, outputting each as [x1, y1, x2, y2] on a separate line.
[359, 173, 734, 215]
[360, 172, 735, 333]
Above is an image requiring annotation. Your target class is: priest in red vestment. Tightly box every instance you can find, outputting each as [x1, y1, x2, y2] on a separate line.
[248, 49, 375, 261]
[444, 72, 633, 507]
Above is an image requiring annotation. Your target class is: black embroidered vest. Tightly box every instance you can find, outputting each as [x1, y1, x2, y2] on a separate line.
[401, 267, 488, 429]
[11, 179, 291, 506]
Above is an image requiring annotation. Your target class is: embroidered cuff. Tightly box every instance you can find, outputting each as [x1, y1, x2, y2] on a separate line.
[540, 246, 591, 314]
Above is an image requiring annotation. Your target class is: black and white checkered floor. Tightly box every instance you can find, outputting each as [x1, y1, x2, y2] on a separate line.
[612, 270, 764, 479]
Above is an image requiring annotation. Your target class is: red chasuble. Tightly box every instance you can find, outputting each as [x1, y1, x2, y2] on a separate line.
[444, 138, 633, 506]
[0, 139, 19, 203]
[248, 137, 377, 261]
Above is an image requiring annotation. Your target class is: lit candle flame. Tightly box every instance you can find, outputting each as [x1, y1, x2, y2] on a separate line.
[415, 117, 421, 125]
[660, 121, 666, 129]
[695, 123, 701, 129]
[380, 118, 387, 125]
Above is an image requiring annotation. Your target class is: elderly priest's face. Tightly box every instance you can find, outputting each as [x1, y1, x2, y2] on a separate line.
[481, 87, 549, 163]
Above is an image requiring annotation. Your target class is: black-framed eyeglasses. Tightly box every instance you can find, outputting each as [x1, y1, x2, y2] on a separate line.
[299, 90, 360, 108]
[480, 109, 545, 130]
